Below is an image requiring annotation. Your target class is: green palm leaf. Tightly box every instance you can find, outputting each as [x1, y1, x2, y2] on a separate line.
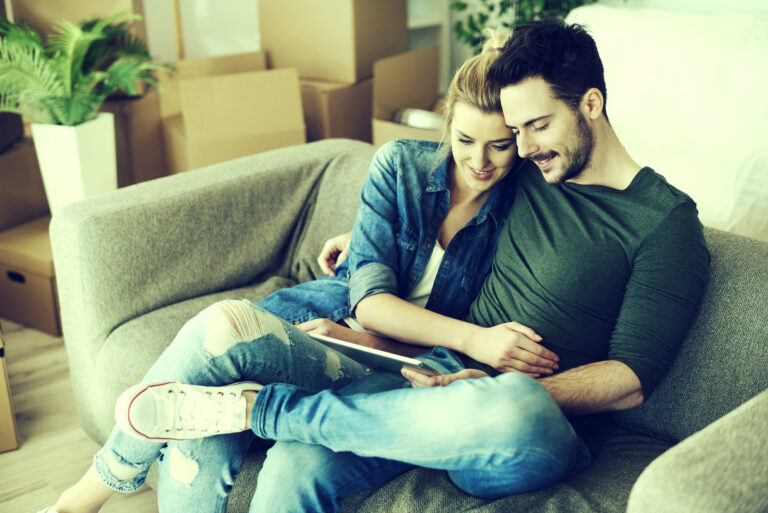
[47, 19, 104, 94]
[0, 12, 172, 126]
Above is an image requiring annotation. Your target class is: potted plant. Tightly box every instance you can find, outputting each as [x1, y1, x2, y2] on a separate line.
[0, 13, 170, 213]
[451, 0, 619, 54]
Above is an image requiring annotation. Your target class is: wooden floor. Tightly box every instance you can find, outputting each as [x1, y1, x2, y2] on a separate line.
[0, 319, 159, 513]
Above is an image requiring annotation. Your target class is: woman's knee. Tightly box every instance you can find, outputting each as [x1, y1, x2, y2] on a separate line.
[202, 300, 289, 358]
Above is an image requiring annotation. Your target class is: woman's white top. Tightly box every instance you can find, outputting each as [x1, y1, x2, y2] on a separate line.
[343, 240, 445, 333]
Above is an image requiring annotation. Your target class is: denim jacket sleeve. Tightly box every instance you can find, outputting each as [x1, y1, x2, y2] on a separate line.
[346, 141, 404, 313]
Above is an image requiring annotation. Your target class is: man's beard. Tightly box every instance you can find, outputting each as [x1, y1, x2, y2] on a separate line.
[559, 112, 594, 183]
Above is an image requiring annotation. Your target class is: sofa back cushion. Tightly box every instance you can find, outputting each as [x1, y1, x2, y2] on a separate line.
[613, 228, 768, 441]
[285, 139, 376, 283]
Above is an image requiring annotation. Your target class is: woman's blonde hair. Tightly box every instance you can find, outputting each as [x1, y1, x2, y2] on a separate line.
[436, 28, 512, 162]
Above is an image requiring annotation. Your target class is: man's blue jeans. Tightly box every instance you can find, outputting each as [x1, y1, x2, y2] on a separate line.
[93, 300, 591, 513]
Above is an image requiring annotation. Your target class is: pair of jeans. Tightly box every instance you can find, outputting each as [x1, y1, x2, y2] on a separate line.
[94, 301, 590, 512]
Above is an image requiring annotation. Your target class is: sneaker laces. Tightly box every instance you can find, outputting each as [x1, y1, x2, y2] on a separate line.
[164, 386, 245, 435]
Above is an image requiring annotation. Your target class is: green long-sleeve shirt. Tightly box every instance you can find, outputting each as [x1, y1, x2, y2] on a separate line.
[467, 160, 710, 398]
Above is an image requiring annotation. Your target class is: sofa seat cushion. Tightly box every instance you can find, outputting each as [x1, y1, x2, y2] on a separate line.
[92, 275, 296, 442]
[224, 423, 672, 513]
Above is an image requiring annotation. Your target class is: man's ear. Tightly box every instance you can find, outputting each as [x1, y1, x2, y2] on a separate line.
[580, 88, 604, 120]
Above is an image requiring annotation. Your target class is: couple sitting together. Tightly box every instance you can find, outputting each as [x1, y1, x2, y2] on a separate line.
[42, 18, 709, 513]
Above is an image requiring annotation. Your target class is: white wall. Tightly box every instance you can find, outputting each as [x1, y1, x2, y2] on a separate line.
[449, 0, 768, 74]
[142, 0, 259, 63]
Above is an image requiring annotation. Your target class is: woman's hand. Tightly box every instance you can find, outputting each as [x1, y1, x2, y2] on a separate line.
[317, 231, 353, 276]
[466, 322, 559, 378]
[297, 318, 359, 342]
[401, 368, 489, 388]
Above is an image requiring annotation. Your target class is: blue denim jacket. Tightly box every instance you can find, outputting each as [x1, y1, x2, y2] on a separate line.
[256, 139, 516, 325]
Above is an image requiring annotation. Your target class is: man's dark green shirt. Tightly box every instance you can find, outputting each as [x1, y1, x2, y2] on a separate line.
[467, 160, 710, 398]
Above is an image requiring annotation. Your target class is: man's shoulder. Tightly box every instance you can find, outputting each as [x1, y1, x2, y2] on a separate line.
[634, 167, 696, 209]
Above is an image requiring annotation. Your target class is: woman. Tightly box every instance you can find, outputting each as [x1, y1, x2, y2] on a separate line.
[40, 29, 564, 513]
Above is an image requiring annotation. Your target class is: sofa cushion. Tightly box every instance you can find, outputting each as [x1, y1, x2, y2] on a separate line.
[613, 228, 768, 441]
[284, 140, 376, 283]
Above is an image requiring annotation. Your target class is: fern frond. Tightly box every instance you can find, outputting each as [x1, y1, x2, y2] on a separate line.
[0, 18, 46, 51]
[72, 70, 108, 97]
[101, 57, 144, 96]
[47, 19, 103, 93]
[0, 93, 56, 124]
[0, 40, 66, 97]
[81, 18, 150, 72]
[48, 94, 104, 126]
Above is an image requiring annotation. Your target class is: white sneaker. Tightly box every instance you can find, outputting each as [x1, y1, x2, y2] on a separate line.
[114, 381, 262, 440]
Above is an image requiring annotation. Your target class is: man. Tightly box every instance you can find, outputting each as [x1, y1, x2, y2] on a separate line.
[123, 18, 709, 511]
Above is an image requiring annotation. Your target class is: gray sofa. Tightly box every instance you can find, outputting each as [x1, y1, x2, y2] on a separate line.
[50, 139, 768, 513]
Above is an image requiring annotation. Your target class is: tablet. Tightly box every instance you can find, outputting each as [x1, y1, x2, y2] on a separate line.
[307, 332, 442, 376]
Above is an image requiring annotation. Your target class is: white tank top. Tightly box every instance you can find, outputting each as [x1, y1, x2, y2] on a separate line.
[343, 240, 445, 333]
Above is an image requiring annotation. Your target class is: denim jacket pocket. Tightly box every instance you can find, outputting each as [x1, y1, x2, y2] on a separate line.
[460, 269, 484, 297]
[395, 221, 419, 270]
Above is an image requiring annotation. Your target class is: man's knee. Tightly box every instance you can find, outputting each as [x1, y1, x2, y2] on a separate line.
[254, 442, 338, 510]
[203, 300, 291, 357]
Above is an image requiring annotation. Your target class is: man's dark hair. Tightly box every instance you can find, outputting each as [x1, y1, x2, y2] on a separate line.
[488, 18, 608, 118]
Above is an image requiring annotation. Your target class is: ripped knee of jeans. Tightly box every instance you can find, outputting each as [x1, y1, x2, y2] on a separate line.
[323, 349, 343, 381]
[167, 446, 200, 485]
[203, 300, 291, 357]
[101, 451, 146, 483]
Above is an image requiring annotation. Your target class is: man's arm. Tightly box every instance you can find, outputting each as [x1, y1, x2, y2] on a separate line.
[403, 358, 643, 416]
[537, 360, 643, 416]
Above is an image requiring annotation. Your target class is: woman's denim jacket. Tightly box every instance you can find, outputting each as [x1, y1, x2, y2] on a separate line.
[256, 139, 516, 325]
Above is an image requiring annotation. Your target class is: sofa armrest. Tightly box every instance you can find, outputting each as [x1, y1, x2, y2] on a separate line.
[626, 387, 768, 513]
[50, 138, 374, 358]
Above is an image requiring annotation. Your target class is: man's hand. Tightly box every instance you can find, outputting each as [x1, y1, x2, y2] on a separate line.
[317, 231, 353, 276]
[466, 322, 560, 377]
[401, 368, 489, 388]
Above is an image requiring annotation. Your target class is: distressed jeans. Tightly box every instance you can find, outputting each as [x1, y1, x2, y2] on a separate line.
[94, 300, 591, 513]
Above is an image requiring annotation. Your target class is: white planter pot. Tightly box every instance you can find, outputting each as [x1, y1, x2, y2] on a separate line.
[30, 112, 117, 214]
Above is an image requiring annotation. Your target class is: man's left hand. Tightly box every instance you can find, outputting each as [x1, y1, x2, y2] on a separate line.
[401, 367, 489, 388]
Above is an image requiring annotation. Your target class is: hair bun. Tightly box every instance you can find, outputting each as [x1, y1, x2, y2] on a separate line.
[481, 27, 513, 55]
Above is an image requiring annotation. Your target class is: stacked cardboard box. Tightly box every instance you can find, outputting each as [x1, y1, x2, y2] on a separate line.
[0, 140, 49, 232]
[101, 89, 168, 186]
[0, 114, 23, 154]
[372, 46, 443, 147]
[259, 0, 409, 143]
[0, 217, 59, 336]
[0, 323, 20, 453]
[157, 52, 306, 174]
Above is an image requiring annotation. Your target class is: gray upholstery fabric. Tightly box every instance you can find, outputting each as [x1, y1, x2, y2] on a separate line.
[49, 139, 768, 513]
[612, 228, 768, 442]
[627, 388, 768, 513]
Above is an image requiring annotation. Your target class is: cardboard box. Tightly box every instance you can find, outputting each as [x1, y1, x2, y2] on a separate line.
[301, 78, 373, 143]
[260, 0, 408, 83]
[372, 46, 443, 147]
[101, 88, 168, 186]
[163, 68, 306, 174]
[0, 325, 20, 454]
[0, 113, 23, 153]
[157, 52, 268, 119]
[0, 217, 60, 336]
[0, 139, 50, 232]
